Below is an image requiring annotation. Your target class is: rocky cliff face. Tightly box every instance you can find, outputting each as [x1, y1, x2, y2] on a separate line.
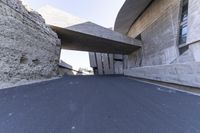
[0, 0, 61, 84]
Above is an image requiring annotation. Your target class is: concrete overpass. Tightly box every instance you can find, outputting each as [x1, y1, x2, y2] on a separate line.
[50, 22, 142, 54]
[38, 5, 142, 54]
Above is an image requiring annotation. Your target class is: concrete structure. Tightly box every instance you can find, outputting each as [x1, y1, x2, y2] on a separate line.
[1, 0, 200, 88]
[38, 5, 143, 76]
[50, 23, 141, 54]
[59, 60, 93, 75]
[112, 0, 200, 87]
[59, 60, 74, 75]
[89, 53, 126, 75]
[51, 23, 141, 75]
[115, 0, 153, 35]
[38, 6, 142, 54]
[89, 0, 200, 88]
[0, 0, 61, 85]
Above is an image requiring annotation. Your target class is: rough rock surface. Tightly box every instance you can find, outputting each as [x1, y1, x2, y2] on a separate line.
[0, 0, 61, 85]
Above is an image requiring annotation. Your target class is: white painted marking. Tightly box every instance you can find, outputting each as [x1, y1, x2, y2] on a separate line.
[128, 78, 200, 97]
[72, 126, 75, 130]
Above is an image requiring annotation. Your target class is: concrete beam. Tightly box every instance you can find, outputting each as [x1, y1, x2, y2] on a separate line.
[124, 62, 200, 88]
[50, 22, 142, 54]
[38, 5, 142, 54]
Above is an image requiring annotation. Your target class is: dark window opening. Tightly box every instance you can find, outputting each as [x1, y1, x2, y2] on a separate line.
[93, 67, 98, 75]
[179, 25, 188, 44]
[135, 34, 142, 40]
[178, 0, 189, 55]
[179, 45, 189, 55]
[114, 59, 123, 62]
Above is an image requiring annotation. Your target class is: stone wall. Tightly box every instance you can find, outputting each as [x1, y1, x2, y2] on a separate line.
[0, 0, 61, 83]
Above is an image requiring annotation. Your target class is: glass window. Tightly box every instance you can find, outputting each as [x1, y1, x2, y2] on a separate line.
[178, 0, 189, 54]
[181, 3, 188, 22]
[179, 25, 188, 45]
[180, 25, 188, 36]
[179, 35, 187, 45]
[181, 12, 188, 22]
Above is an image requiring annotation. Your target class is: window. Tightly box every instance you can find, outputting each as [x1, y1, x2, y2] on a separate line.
[179, 24, 188, 44]
[178, 0, 189, 54]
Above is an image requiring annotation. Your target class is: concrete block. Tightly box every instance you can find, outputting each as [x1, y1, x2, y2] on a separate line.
[124, 62, 200, 88]
[114, 54, 123, 60]
[96, 53, 103, 75]
[190, 42, 200, 62]
[108, 54, 114, 74]
[114, 61, 124, 74]
[102, 54, 110, 74]
[89, 52, 97, 68]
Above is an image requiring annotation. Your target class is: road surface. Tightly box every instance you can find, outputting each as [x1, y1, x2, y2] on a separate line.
[0, 76, 200, 133]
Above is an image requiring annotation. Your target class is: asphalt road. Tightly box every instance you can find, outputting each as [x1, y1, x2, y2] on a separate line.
[0, 76, 200, 133]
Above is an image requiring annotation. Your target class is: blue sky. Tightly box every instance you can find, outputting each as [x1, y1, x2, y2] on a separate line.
[23, 0, 125, 71]
[24, 0, 125, 28]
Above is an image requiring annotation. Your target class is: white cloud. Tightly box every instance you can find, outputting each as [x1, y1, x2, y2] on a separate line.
[20, 0, 28, 5]
[20, 0, 32, 11]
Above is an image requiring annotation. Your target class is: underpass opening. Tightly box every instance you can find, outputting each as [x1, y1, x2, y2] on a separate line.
[51, 23, 142, 76]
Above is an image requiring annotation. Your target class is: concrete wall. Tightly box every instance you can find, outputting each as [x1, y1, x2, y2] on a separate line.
[89, 52, 114, 75]
[126, 0, 200, 67]
[0, 0, 61, 83]
[89, 52, 126, 75]
[187, 0, 200, 62]
[123, 0, 200, 88]
[187, 0, 200, 44]
[127, 0, 181, 67]
[125, 62, 200, 88]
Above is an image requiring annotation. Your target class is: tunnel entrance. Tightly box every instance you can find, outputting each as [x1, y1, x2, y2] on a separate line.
[51, 22, 142, 75]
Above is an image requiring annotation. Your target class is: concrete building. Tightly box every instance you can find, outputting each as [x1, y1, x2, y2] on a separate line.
[90, 0, 200, 88]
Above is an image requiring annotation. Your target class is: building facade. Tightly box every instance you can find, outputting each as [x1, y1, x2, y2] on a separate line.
[90, 0, 200, 87]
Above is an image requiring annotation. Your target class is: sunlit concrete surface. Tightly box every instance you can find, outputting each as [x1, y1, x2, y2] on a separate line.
[114, 0, 152, 34]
